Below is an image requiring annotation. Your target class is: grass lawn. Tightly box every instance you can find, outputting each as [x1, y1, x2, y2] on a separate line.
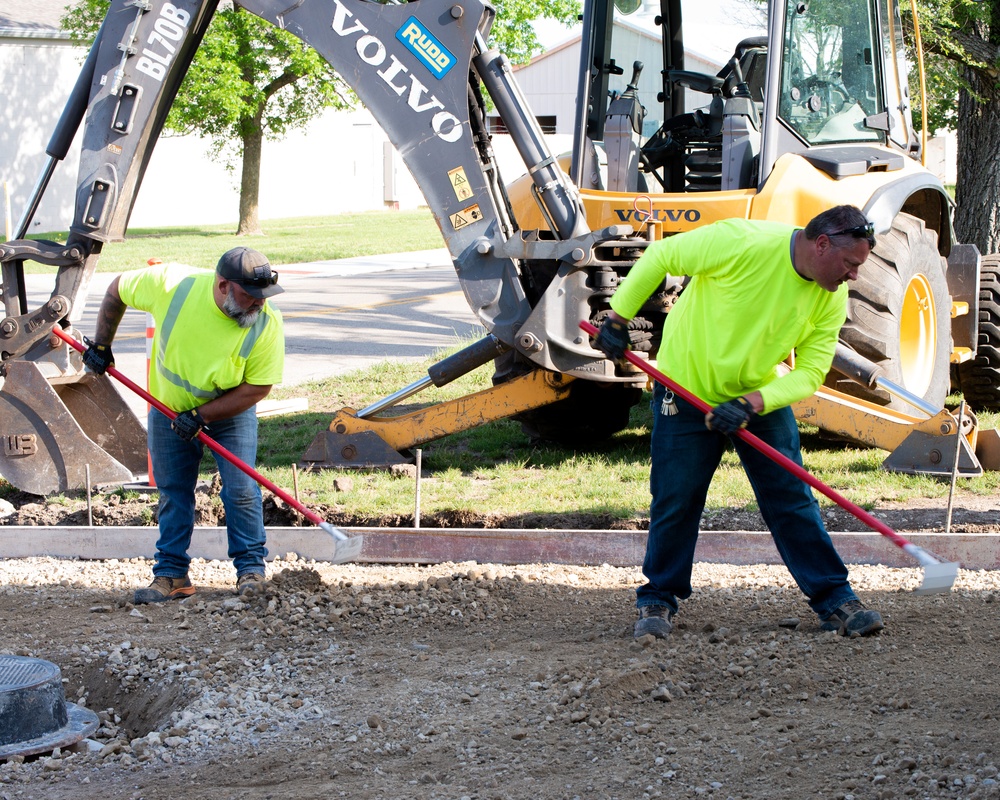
[28, 209, 445, 273]
[246, 341, 1000, 522]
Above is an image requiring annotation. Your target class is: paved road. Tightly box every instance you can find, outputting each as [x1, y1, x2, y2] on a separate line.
[27, 249, 484, 419]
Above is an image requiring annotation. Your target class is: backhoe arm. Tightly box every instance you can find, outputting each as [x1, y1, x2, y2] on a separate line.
[0, 0, 645, 492]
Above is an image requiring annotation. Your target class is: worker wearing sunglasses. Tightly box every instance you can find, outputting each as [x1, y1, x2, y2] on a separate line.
[592, 205, 884, 641]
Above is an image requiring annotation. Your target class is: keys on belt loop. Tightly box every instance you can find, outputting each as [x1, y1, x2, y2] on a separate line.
[660, 390, 678, 416]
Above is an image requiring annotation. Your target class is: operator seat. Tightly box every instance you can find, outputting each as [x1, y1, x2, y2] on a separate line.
[717, 36, 767, 190]
[719, 36, 768, 107]
[665, 70, 726, 191]
[641, 36, 768, 192]
[605, 61, 647, 192]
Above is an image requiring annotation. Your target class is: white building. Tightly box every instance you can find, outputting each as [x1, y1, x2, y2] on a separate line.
[0, 0, 422, 234]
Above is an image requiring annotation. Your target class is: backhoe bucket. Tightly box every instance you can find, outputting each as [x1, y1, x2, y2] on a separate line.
[0, 360, 147, 495]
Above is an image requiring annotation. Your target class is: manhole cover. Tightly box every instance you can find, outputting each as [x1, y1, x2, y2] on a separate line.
[0, 655, 99, 759]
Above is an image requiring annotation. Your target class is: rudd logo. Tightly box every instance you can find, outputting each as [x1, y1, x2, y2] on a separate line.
[614, 208, 702, 223]
[331, 0, 463, 143]
[396, 17, 455, 79]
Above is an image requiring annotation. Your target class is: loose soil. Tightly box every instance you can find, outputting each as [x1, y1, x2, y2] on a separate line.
[1, 491, 999, 800]
[1, 484, 1000, 534]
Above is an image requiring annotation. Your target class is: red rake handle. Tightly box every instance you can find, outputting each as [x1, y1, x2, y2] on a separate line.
[53, 326, 324, 527]
[579, 320, 915, 551]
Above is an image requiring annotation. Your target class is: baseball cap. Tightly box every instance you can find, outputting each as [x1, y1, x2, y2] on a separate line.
[216, 247, 285, 299]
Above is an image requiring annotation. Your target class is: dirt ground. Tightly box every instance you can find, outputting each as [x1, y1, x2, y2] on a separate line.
[1, 492, 999, 800]
[1, 481, 1000, 534]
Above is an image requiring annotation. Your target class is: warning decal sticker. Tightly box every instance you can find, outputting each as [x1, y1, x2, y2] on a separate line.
[449, 204, 483, 230]
[448, 167, 473, 201]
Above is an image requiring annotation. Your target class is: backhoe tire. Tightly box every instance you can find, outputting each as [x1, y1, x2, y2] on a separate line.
[493, 350, 642, 446]
[956, 254, 1000, 410]
[829, 213, 951, 412]
[513, 380, 643, 445]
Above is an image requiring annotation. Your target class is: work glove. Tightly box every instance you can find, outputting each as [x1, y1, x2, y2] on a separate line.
[82, 337, 115, 375]
[593, 316, 631, 363]
[705, 396, 755, 434]
[171, 408, 207, 442]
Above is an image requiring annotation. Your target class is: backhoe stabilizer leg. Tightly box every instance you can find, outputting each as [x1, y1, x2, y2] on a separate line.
[793, 386, 994, 475]
[299, 369, 575, 470]
[973, 429, 1000, 471]
[882, 428, 983, 478]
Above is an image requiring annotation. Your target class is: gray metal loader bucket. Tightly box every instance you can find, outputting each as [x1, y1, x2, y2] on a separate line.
[0, 359, 147, 495]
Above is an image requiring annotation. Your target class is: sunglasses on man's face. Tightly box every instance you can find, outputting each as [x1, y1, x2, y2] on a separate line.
[829, 221, 876, 249]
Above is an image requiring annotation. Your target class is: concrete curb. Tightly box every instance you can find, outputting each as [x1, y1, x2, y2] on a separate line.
[1, 527, 997, 570]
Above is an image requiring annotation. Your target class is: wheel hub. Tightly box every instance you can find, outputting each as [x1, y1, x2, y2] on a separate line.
[899, 273, 936, 398]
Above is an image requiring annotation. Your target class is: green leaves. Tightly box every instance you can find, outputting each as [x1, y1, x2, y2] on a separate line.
[904, 0, 1000, 133]
[488, 0, 580, 65]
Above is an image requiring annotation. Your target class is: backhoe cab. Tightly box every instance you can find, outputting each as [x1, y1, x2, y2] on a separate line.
[0, 0, 997, 494]
[502, 0, 1000, 475]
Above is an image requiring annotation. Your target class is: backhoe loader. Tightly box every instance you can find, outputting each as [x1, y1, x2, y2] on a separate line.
[0, 0, 997, 495]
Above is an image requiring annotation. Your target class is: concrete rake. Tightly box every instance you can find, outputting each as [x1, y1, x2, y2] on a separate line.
[53, 326, 363, 564]
[580, 320, 958, 593]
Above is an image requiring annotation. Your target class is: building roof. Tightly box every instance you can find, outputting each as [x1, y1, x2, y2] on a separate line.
[521, 0, 766, 70]
[0, 0, 71, 35]
[516, 18, 726, 77]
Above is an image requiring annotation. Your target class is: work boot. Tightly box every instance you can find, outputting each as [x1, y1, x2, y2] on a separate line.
[819, 599, 884, 638]
[634, 605, 673, 639]
[133, 576, 195, 605]
[236, 572, 266, 596]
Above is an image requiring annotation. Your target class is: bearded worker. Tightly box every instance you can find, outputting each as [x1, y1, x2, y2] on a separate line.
[83, 247, 285, 603]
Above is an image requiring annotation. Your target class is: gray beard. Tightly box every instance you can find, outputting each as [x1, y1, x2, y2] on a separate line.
[223, 289, 261, 328]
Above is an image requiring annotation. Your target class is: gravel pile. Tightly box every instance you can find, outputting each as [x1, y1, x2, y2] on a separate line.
[1, 555, 999, 800]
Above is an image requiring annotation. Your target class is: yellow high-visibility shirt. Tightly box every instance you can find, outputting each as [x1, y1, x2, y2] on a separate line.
[610, 218, 846, 413]
[118, 264, 284, 413]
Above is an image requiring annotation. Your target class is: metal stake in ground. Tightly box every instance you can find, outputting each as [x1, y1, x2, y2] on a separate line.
[53, 325, 363, 564]
[945, 400, 966, 535]
[580, 320, 959, 594]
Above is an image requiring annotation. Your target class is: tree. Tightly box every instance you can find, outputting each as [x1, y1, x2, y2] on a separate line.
[490, 0, 581, 64]
[63, 1, 351, 235]
[64, 1, 579, 236]
[907, 0, 1000, 254]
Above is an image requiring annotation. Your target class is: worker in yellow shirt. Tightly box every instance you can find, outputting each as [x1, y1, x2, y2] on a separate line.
[83, 247, 285, 604]
[593, 205, 884, 640]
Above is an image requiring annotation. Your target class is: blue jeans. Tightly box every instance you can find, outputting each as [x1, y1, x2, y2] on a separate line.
[637, 383, 856, 619]
[147, 406, 268, 578]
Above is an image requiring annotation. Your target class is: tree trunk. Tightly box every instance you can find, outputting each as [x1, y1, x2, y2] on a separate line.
[954, 14, 1000, 256]
[237, 121, 264, 236]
